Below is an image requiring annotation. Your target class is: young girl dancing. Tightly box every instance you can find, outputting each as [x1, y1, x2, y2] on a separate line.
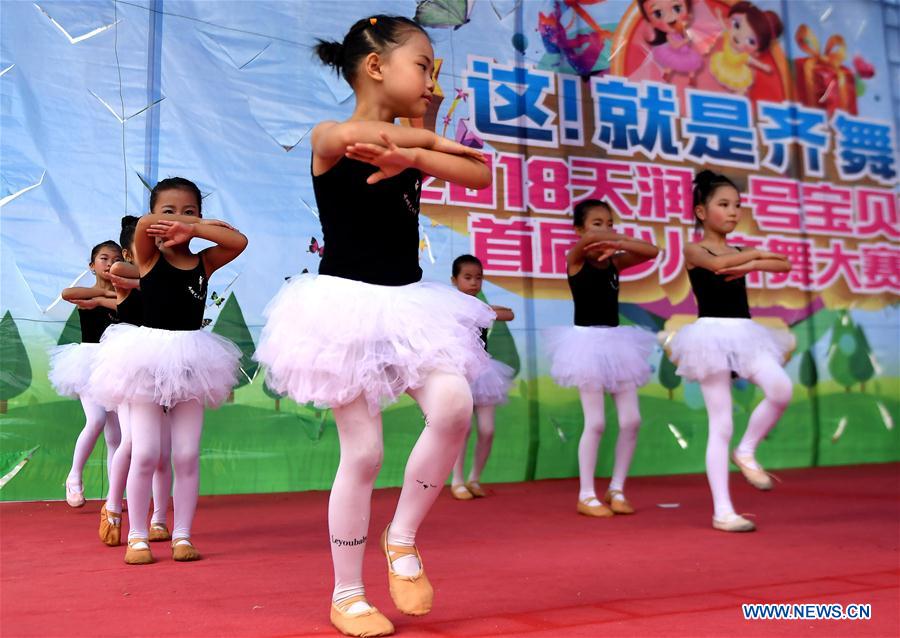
[448, 254, 515, 500]
[255, 15, 492, 637]
[97, 215, 173, 547]
[49, 240, 123, 507]
[670, 170, 793, 532]
[545, 200, 658, 518]
[89, 177, 246, 563]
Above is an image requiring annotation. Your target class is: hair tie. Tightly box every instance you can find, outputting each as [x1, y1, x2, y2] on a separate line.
[369, 17, 377, 26]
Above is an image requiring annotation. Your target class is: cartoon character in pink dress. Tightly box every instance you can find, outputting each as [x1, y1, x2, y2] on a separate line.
[638, 0, 704, 83]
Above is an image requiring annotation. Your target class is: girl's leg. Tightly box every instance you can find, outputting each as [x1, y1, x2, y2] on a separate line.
[151, 411, 173, 527]
[169, 400, 204, 543]
[330, 396, 383, 611]
[99, 405, 130, 544]
[467, 405, 496, 484]
[735, 358, 793, 466]
[67, 397, 110, 489]
[126, 402, 164, 542]
[102, 410, 121, 480]
[607, 387, 641, 496]
[449, 423, 471, 488]
[389, 372, 473, 576]
[577, 389, 606, 503]
[699, 371, 737, 519]
[105, 404, 132, 514]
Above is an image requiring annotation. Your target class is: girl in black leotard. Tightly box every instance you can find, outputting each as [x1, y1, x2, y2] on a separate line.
[255, 15, 492, 637]
[89, 178, 247, 565]
[49, 239, 122, 509]
[545, 199, 659, 520]
[97, 215, 173, 548]
[670, 170, 794, 533]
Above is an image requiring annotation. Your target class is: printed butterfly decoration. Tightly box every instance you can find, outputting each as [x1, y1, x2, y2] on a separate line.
[309, 237, 324, 257]
[210, 291, 226, 307]
[415, 0, 475, 30]
[201, 318, 213, 328]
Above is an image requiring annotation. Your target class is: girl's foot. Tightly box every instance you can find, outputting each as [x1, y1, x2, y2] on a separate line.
[464, 481, 486, 498]
[577, 497, 614, 518]
[450, 484, 473, 500]
[65, 479, 85, 508]
[99, 504, 121, 546]
[124, 538, 154, 564]
[149, 523, 171, 542]
[381, 526, 433, 616]
[732, 452, 775, 491]
[172, 538, 201, 561]
[712, 513, 756, 533]
[330, 595, 394, 637]
[603, 489, 635, 515]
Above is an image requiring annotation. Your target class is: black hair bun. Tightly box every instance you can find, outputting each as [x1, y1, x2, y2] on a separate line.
[693, 169, 718, 187]
[121, 215, 139, 229]
[314, 40, 344, 69]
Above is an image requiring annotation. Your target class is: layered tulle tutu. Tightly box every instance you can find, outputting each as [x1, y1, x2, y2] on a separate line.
[669, 317, 793, 381]
[88, 324, 241, 409]
[254, 274, 494, 414]
[544, 325, 656, 393]
[471, 358, 515, 406]
[48, 343, 100, 398]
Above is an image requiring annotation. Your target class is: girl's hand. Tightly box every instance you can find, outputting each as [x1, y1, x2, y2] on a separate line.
[585, 241, 618, 264]
[73, 298, 99, 309]
[345, 132, 419, 184]
[147, 219, 194, 247]
[432, 136, 487, 163]
[110, 274, 140, 290]
[716, 261, 756, 281]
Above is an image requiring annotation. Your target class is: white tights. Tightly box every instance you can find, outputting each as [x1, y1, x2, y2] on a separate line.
[126, 400, 203, 541]
[699, 357, 792, 518]
[577, 387, 641, 502]
[67, 397, 120, 487]
[105, 403, 172, 522]
[329, 372, 472, 606]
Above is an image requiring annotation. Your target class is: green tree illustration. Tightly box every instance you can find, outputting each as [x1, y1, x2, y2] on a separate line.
[827, 311, 858, 393]
[798, 349, 818, 398]
[487, 318, 520, 377]
[262, 372, 283, 412]
[658, 351, 681, 400]
[57, 307, 81, 345]
[0, 311, 32, 414]
[477, 292, 521, 376]
[849, 325, 875, 393]
[211, 293, 257, 402]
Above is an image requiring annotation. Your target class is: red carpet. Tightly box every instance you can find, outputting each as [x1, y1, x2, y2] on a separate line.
[2, 464, 898, 637]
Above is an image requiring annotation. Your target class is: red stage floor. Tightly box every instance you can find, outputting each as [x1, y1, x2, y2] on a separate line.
[2, 464, 898, 637]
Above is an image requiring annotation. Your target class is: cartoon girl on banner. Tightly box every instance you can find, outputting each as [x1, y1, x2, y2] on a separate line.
[709, 1, 783, 94]
[637, 0, 704, 83]
[612, 0, 789, 102]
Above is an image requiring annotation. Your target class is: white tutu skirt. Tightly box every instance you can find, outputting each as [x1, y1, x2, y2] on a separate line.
[87, 324, 241, 409]
[254, 274, 494, 414]
[669, 317, 792, 381]
[48, 343, 100, 398]
[471, 358, 515, 406]
[544, 325, 656, 393]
